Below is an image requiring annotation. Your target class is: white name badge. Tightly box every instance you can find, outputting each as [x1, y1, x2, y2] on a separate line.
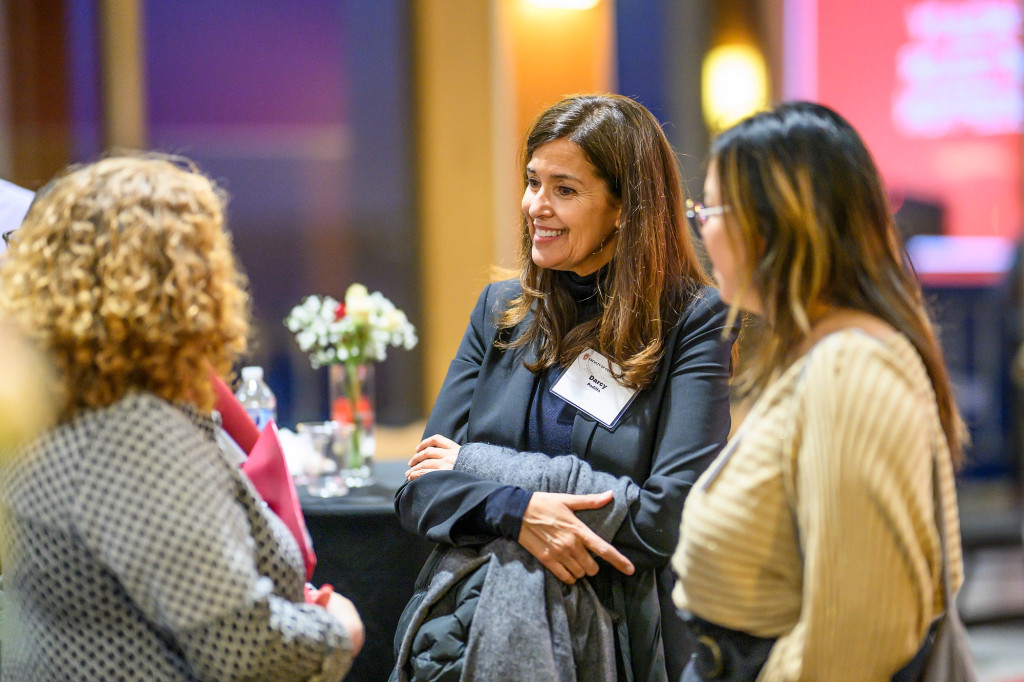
[551, 349, 639, 427]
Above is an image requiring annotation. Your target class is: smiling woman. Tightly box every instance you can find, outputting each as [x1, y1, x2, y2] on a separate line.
[392, 94, 736, 682]
[522, 137, 621, 276]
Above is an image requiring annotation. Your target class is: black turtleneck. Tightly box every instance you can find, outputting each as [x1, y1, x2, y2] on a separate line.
[524, 267, 606, 456]
[559, 267, 606, 323]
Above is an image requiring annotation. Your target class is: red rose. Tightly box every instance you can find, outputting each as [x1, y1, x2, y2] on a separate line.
[334, 302, 346, 321]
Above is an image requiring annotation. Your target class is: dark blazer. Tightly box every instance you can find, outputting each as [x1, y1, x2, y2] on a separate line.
[396, 279, 734, 681]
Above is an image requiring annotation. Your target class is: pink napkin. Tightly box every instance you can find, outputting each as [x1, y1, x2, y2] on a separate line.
[242, 421, 318, 581]
[212, 370, 318, 582]
[211, 372, 259, 454]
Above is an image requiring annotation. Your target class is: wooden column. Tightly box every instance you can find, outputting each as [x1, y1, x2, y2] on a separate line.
[412, 0, 500, 408]
[2, 0, 72, 187]
[98, 0, 146, 150]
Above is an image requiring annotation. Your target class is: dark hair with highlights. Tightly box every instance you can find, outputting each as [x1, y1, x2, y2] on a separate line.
[497, 94, 712, 389]
[711, 101, 964, 465]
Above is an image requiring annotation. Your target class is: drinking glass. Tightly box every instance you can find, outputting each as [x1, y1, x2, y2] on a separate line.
[295, 421, 349, 497]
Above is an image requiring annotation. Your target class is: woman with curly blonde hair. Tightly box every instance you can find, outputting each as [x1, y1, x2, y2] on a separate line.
[0, 155, 362, 680]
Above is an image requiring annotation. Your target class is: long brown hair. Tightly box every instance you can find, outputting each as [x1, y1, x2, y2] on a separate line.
[712, 102, 964, 465]
[498, 94, 711, 389]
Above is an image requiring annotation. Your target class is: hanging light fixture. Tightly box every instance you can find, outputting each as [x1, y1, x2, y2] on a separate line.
[701, 0, 771, 132]
[702, 43, 769, 132]
[524, 0, 600, 10]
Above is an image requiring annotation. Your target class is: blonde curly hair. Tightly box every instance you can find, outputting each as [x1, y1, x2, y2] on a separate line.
[0, 154, 250, 419]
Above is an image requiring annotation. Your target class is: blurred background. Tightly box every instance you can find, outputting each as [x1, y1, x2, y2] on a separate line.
[4, 0, 1024, 465]
[2, 0, 1020, 436]
[1, 0, 1022, 675]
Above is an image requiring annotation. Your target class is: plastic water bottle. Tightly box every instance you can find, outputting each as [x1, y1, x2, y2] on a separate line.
[236, 366, 277, 430]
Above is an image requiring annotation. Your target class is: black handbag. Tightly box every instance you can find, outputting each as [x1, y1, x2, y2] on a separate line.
[917, 452, 978, 682]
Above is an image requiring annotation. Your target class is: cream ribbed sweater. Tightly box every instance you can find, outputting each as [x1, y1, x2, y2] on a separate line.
[673, 330, 963, 681]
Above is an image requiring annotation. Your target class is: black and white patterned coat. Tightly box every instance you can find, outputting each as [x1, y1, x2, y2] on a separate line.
[0, 392, 353, 681]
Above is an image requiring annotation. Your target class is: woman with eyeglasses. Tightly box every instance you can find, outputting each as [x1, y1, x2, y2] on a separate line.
[672, 102, 965, 680]
[0, 155, 363, 680]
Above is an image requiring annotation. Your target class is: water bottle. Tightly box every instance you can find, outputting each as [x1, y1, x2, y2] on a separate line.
[236, 366, 277, 430]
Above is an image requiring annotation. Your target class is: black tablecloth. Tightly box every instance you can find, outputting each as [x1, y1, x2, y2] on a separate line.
[300, 461, 434, 682]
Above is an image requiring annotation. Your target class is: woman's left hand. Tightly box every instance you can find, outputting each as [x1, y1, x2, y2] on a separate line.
[518, 490, 635, 584]
[405, 434, 460, 480]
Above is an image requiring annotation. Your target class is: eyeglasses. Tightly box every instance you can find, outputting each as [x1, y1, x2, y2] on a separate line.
[685, 200, 731, 226]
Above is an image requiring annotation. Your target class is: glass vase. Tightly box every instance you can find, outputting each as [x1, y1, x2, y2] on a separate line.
[328, 361, 376, 486]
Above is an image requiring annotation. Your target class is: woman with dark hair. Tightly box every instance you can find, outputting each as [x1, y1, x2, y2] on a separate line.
[393, 94, 734, 681]
[672, 102, 965, 680]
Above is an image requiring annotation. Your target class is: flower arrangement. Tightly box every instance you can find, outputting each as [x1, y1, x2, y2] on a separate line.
[285, 283, 418, 369]
[285, 284, 417, 479]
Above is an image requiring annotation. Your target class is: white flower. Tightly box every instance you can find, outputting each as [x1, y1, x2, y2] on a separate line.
[382, 308, 406, 333]
[301, 296, 322, 314]
[347, 298, 373, 323]
[345, 283, 369, 301]
[296, 330, 317, 351]
[286, 285, 418, 370]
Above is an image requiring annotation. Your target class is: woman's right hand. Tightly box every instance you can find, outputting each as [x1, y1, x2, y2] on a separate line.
[517, 490, 635, 585]
[405, 433, 461, 481]
[325, 593, 365, 655]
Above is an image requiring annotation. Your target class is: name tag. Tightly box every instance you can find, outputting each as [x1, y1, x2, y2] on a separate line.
[551, 349, 639, 427]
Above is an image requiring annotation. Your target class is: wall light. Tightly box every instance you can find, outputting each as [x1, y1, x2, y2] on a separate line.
[702, 43, 769, 132]
[525, 0, 600, 9]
